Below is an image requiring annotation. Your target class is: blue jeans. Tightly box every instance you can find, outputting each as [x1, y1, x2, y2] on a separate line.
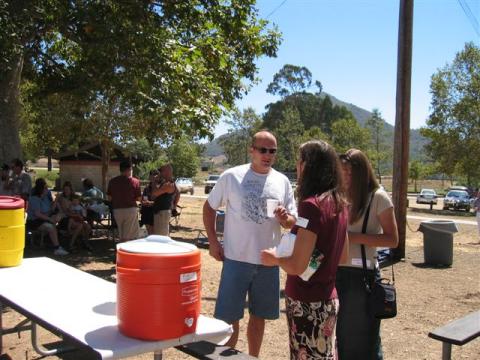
[336, 267, 383, 360]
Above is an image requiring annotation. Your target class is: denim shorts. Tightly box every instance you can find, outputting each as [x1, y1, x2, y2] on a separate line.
[214, 258, 280, 323]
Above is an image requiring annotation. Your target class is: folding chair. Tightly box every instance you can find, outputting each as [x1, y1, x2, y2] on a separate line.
[169, 205, 185, 230]
[196, 210, 224, 248]
[88, 201, 117, 242]
[26, 228, 46, 248]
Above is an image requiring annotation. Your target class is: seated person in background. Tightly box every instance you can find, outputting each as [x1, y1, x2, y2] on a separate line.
[56, 182, 92, 251]
[55, 181, 74, 230]
[68, 194, 92, 251]
[27, 178, 69, 256]
[71, 195, 87, 218]
[81, 178, 106, 227]
[140, 169, 159, 235]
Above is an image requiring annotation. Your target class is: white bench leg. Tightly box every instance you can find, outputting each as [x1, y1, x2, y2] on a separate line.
[31, 322, 75, 356]
[442, 342, 452, 360]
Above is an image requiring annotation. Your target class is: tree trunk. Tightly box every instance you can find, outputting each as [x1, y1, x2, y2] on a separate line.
[100, 140, 110, 192]
[0, 54, 24, 164]
[47, 148, 52, 171]
[377, 163, 382, 184]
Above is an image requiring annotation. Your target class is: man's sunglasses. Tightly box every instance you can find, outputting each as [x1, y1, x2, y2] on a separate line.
[253, 146, 277, 154]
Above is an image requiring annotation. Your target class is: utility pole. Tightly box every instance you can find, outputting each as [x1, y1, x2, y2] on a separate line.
[392, 0, 413, 260]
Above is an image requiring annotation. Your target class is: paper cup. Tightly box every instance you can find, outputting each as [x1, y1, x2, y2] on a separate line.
[266, 199, 279, 218]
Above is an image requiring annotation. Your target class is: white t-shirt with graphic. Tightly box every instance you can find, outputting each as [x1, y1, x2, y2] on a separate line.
[207, 164, 297, 265]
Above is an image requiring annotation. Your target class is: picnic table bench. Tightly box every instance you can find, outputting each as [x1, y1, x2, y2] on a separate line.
[428, 310, 480, 360]
[0, 257, 233, 359]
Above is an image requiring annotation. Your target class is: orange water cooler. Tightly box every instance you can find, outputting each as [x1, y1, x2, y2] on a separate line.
[116, 235, 201, 340]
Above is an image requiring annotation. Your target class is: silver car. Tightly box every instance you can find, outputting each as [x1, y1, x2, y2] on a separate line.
[416, 189, 438, 205]
[175, 177, 194, 195]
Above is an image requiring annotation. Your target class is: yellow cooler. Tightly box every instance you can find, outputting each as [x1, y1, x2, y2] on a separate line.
[0, 196, 25, 267]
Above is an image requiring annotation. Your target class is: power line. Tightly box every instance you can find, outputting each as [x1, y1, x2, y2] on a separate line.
[266, 0, 288, 19]
[457, 0, 480, 37]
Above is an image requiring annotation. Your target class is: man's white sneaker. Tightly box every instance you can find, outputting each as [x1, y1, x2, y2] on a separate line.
[54, 246, 69, 256]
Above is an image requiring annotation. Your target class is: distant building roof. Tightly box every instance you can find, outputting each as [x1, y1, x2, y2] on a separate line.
[55, 142, 140, 162]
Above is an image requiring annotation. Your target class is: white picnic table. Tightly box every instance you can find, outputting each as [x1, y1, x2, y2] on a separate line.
[0, 257, 231, 359]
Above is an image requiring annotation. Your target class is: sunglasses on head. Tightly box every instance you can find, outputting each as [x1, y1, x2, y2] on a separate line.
[339, 154, 351, 163]
[253, 146, 277, 154]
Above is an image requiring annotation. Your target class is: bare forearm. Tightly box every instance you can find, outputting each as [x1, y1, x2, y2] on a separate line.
[202, 202, 218, 241]
[349, 231, 398, 248]
[277, 256, 307, 275]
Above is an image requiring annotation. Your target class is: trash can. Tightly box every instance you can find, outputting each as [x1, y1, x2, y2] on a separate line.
[418, 220, 458, 266]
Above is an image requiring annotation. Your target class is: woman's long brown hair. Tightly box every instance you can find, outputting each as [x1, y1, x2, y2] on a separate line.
[343, 149, 379, 223]
[297, 140, 347, 213]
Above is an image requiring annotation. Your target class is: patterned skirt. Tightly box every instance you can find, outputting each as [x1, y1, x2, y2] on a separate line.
[285, 296, 339, 360]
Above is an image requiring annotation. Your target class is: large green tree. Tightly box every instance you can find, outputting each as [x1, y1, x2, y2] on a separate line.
[421, 42, 480, 186]
[0, 1, 280, 163]
[263, 65, 355, 135]
[272, 106, 305, 172]
[266, 64, 319, 97]
[330, 118, 370, 154]
[167, 136, 201, 179]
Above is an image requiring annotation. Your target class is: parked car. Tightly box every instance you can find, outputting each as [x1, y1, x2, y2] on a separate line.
[175, 177, 194, 195]
[204, 174, 220, 194]
[448, 185, 469, 192]
[443, 190, 471, 211]
[416, 188, 438, 205]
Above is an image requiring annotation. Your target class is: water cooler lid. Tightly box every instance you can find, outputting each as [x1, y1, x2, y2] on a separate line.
[117, 235, 198, 254]
[0, 196, 24, 210]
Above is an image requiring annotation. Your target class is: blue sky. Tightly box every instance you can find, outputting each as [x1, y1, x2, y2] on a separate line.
[215, 0, 479, 137]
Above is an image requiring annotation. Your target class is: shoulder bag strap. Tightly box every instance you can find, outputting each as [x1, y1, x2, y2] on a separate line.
[360, 192, 374, 292]
[361, 192, 396, 287]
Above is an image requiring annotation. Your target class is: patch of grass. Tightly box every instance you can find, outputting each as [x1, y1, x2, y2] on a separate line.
[34, 168, 59, 188]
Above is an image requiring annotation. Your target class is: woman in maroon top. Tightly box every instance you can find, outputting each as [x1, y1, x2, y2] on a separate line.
[262, 140, 348, 360]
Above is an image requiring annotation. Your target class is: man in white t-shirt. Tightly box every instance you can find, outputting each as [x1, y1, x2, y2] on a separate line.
[203, 130, 297, 357]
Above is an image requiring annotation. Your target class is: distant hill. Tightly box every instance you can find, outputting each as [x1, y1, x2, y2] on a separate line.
[324, 92, 428, 160]
[324, 93, 387, 128]
[204, 135, 226, 157]
[204, 93, 429, 160]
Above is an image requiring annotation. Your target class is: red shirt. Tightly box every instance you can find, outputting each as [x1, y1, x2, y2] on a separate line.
[285, 195, 348, 302]
[107, 175, 141, 209]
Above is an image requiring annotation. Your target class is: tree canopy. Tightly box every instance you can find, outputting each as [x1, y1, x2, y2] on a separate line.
[420, 42, 480, 186]
[266, 64, 318, 97]
[0, 0, 281, 163]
